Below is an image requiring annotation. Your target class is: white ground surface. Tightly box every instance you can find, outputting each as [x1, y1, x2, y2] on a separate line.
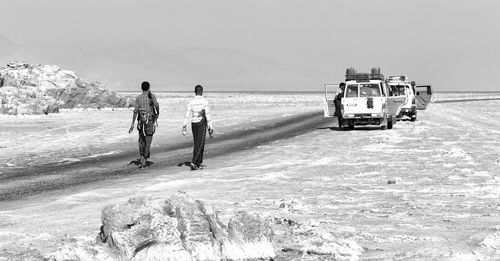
[1, 92, 500, 260]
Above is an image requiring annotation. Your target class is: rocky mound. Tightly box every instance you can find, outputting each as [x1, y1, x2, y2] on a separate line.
[0, 61, 131, 115]
[41, 195, 362, 261]
[98, 195, 275, 261]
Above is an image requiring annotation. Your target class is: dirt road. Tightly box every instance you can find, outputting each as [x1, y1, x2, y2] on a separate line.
[0, 111, 329, 201]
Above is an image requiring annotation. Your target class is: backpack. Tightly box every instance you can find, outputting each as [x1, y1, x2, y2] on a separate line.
[148, 91, 159, 121]
[138, 110, 153, 124]
[137, 92, 157, 124]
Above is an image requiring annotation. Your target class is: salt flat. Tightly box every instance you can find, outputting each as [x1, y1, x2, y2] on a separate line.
[0, 92, 320, 169]
[0, 92, 500, 260]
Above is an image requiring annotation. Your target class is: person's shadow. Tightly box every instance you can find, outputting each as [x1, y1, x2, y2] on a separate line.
[128, 159, 154, 168]
[177, 161, 207, 170]
[177, 161, 192, 167]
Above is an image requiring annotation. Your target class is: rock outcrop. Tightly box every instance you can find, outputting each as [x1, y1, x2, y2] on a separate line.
[99, 195, 275, 261]
[272, 197, 364, 260]
[0, 61, 131, 115]
[274, 218, 363, 261]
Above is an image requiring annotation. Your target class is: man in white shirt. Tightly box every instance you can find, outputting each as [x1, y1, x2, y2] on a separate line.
[182, 85, 213, 170]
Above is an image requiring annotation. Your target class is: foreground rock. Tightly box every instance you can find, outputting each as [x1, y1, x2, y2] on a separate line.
[272, 197, 364, 261]
[270, 217, 363, 261]
[0, 61, 131, 115]
[99, 195, 275, 261]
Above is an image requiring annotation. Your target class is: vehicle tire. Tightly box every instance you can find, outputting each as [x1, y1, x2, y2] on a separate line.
[388, 119, 393, 129]
[396, 112, 403, 121]
[410, 112, 417, 122]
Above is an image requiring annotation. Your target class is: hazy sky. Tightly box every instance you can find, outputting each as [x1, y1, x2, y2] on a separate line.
[1, 0, 499, 91]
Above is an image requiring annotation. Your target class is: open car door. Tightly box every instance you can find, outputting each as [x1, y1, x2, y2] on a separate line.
[415, 85, 434, 110]
[386, 95, 407, 118]
[324, 84, 339, 117]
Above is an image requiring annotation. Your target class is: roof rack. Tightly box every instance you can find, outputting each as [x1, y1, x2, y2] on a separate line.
[345, 67, 384, 81]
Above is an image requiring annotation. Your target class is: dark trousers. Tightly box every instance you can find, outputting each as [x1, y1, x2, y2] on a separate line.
[138, 120, 155, 159]
[334, 98, 341, 116]
[191, 119, 207, 166]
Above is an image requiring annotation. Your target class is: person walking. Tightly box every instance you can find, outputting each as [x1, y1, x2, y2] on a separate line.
[410, 81, 416, 95]
[129, 81, 159, 168]
[182, 85, 213, 170]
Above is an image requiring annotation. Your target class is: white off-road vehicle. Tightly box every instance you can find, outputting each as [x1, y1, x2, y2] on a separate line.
[387, 76, 417, 121]
[324, 68, 407, 130]
[386, 76, 434, 121]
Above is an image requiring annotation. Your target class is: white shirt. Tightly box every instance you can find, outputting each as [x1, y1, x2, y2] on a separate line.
[183, 95, 212, 128]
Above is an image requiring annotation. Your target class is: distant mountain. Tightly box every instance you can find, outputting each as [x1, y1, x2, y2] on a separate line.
[0, 41, 324, 92]
[72, 42, 317, 91]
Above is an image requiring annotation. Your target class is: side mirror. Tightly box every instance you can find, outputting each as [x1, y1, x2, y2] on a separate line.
[416, 92, 420, 95]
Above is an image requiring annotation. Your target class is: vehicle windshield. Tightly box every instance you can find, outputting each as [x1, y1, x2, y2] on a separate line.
[390, 84, 406, 96]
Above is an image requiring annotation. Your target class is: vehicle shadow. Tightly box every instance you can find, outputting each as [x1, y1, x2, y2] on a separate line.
[316, 126, 384, 131]
[352, 126, 386, 131]
[316, 126, 343, 131]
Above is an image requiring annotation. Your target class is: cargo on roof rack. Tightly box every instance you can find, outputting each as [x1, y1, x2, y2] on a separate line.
[345, 67, 384, 81]
[387, 76, 409, 82]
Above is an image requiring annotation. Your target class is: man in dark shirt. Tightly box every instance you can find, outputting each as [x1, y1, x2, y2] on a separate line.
[334, 82, 345, 116]
[129, 81, 159, 168]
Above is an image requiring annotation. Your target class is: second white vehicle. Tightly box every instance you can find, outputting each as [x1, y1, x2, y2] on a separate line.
[387, 76, 417, 121]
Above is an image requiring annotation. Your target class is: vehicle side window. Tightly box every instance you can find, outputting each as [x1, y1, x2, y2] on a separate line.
[380, 82, 386, 96]
[387, 83, 394, 96]
[415, 86, 432, 95]
[346, 85, 358, 98]
[391, 85, 405, 96]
